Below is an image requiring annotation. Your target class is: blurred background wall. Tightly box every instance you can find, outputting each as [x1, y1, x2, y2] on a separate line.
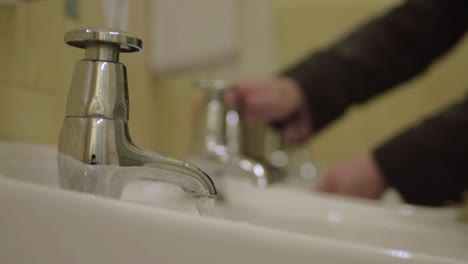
[275, 0, 468, 165]
[0, 0, 467, 167]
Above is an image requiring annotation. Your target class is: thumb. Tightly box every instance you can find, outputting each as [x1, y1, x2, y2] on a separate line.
[315, 174, 336, 193]
[224, 90, 239, 109]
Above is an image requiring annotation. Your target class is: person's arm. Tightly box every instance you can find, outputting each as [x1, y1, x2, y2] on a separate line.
[374, 97, 468, 206]
[284, 0, 468, 132]
[317, 97, 468, 206]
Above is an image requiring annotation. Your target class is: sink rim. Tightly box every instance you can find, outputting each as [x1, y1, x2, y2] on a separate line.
[1, 176, 467, 264]
[1, 141, 467, 262]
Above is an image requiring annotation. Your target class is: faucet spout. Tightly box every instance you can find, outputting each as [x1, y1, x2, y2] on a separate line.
[58, 117, 217, 199]
[201, 145, 281, 188]
[58, 28, 217, 202]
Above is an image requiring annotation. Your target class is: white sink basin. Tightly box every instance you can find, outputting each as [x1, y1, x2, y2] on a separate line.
[0, 142, 467, 264]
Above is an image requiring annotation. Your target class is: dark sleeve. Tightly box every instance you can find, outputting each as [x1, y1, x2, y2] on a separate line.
[283, 0, 468, 132]
[374, 97, 468, 206]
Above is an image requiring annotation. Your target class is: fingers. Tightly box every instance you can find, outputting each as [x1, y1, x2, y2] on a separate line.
[281, 105, 313, 144]
[228, 79, 299, 121]
[224, 89, 238, 109]
[224, 80, 257, 112]
[226, 80, 273, 121]
[313, 155, 387, 199]
[242, 93, 284, 121]
[316, 175, 337, 193]
[282, 120, 307, 144]
[226, 78, 312, 143]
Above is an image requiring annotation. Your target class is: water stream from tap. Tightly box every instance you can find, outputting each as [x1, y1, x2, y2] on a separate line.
[101, 0, 129, 31]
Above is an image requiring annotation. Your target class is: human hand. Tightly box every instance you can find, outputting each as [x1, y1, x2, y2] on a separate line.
[224, 77, 313, 144]
[316, 154, 387, 199]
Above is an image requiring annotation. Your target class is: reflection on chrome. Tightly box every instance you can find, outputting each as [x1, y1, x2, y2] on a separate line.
[300, 163, 318, 180]
[58, 118, 217, 199]
[386, 249, 412, 259]
[398, 205, 415, 216]
[270, 150, 288, 168]
[58, 28, 217, 201]
[189, 79, 282, 188]
[327, 211, 342, 223]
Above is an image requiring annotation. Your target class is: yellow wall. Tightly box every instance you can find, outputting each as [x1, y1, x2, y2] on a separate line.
[0, 1, 150, 145]
[1, 0, 467, 167]
[274, 0, 468, 165]
[0, 1, 236, 159]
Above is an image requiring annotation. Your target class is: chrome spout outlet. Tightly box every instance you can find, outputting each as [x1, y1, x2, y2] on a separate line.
[58, 28, 217, 199]
[190, 79, 282, 188]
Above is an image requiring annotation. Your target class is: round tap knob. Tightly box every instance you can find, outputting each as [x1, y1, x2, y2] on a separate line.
[64, 28, 143, 62]
[196, 78, 233, 100]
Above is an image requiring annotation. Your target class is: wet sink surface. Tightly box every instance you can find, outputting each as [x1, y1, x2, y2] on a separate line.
[1, 141, 467, 264]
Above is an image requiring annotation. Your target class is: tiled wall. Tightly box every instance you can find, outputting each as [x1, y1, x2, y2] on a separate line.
[5, 2, 182, 161]
[0, 1, 122, 144]
[1, 0, 467, 166]
[0, 0, 277, 160]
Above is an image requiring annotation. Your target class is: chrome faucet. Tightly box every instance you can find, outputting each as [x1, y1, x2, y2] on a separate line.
[57, 28, 217, 200]
[189, 79, 282, 188]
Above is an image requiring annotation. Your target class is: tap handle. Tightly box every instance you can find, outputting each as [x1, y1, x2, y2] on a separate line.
[196, 78, 233, 100]
[64, 27, 142, 62]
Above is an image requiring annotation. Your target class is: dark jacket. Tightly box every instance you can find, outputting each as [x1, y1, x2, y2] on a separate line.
[284, 0, 468, 206]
